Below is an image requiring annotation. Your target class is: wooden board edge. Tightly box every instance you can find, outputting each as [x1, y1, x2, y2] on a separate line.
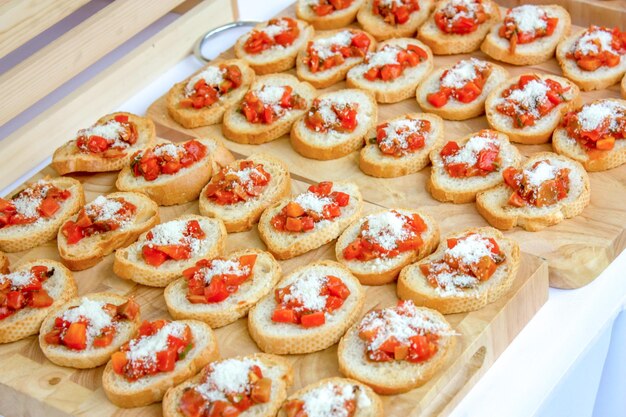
[0, 381, 74, 417]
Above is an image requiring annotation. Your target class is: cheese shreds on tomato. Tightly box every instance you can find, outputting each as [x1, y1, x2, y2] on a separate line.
[523, 161, 558, 187]
[62, 298, 114, 344]
[147, 219, 205, 255]
[311, 30, 353, 60]
[126, 321, 186, 364]
[185, 66, 225, 96]
[443, 134, 495, 166]
[294, 191, 333, 215]
[362, 211, 412, 251]
[0, 270, 35, 289]
[441, 58, 488, 89]
[577, 101, 622, 132]
[300, 382, 369, 417]
[281, 272, 328, 313]
[195, 358, 264, 402]
[365, 46, 400, 69]
[576, 28, 617, 55]
[199, 259, 250, 284]
[445, 233, 495, 264]
[508, 5, 548, 34]
[85, 196, 127, 224]
[501, 79, 549, 118]
[379, 118, 428, 152]
[12, 182, 52, 220]
[261, 18, 290, 38]
[153, 143, 182, 159]
[440, 0, 492, 27]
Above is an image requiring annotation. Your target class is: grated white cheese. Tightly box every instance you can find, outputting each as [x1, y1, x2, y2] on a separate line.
[62, 298, 114, 345]
[441, 58, 488, 89]
[261, 18, 289, 38]
[126, 321, 186, 364]
[153, 143, 182, 159]
[294, 191, 333, 215]
[440, 0, 489, 26]
[443, 134, 496, 166]
[256, 85, 286, 105]
[445, 233, 495, 265]
[577, 100, 622, 131]
[365, 45, 400, 68]
[433, 269, 480, 296]
[185, 66, 225, 96]
[199, 259, 249, 285]
[301, 383, 360, 417]
[147, 219, 204, 255]
[0, 270, 35, 289]
[77, 120, 129, 151]
[195, 358, 263, 402]
[508, 5, 548, 34]
[380, 117, 428, 152]
[309, 96, 357, 132]
[524, 161, 557, 187]
[11, 182, 52, 220]
[576, 27, 617, 55]
[281, 272, 329, 312]
[361, 211, 412, 251]
[84, 195, 132, 228]
[311, 30, 353, 61]
[501, 78, 550, 118]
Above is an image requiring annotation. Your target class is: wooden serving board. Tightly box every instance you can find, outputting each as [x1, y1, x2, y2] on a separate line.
[0, 162, 548, 417]
[146, 9, 626, 290]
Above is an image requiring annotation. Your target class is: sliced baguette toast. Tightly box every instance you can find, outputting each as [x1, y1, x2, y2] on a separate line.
[346, 38, 433, 103]
[416, 59, 508, 121]
[335, 209, 440, 285]
[290, 89, 378, 160]
[428, 130, 523, 203]
[248, 260, 365, 354]
[418, 0, 501, 55]
[222, 74, 317, 145]
[258, 182, 363, 260]
[360, 112, 444, 178]
[52, 112, 156, 175]
[397, 227, 520, 314]
[357, 0, 434, 41]
[102, 319, 219, 408]
[296, 0, 365, 29]
[0, 252, 7, 274]
[296, 29, 377, 89]
[0, 177, 84, 253]
[57, 192, 160, 271]
[198, 153, 291, 232]
[38, 292, 141, 369]
[113, 215, 227, 288]
[552, 98, 626, 171]
[276, 377, 383, 417]
[234, 18, 314, 75]
[163, 353, 293, 417]
[0, 260, 77, 344]
[476, 152, 591, 231]
[165, 249, 281, 328]
[166, 59, 255, 129]
[485, 73, 581, 144]
[481, 5, 571, 65]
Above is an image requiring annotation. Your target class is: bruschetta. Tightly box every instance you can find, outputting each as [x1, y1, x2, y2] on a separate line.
[481, 5, 571, 65]
[337, 300, 455, 394]
[234, 17, 314, 75]
[163, 353, 292, 417]
[57, 192, 160, 271]
[39, 293, 141, 369]
[556, 26, 626, 91]
[166, 59, 255, 129]
[476, 152, 591, 231]
[290, 89, 377, 160]
[0, 260, 76, 344]
[52, 112, 156, 175]
[360, 113, 443, 178]
[416, 58, 508, 120]
[553, 98, 626, 171]
[296, 0, 365, 29]
[165, 249, 281, 328]
[485, 73, 580, 144]
[335, 209, 439, 285]
[346, 38, 433, 103]
[222, 74, 316, 145]
[199, 154, 291, 232]
[103, 319, 219, 408]
[428, 129, 523, 203]
[296, 29, 376, 89]
[278, 377, 383, 417]
[258, 181, 363, 260]
[248, 260, 365, 354]
[0, 252, 7, 274]
[397, 227, 520, 314]
[113, 215, 227, 288]
[418, 0, 500, 55]
[357, 0, 434, 41]
[0, 177, 84, 253]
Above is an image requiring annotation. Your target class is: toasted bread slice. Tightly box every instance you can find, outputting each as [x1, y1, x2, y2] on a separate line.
[52, 112, 156, 175]
[0, 252, 7, 274]
[165, 249, 281, 328]
[622, 74, 626, 98]
[248, 260, 365, 354]
[357, 0, 434, 41]
[416, 59, 508, 120]
[38, 293, 141, 369]
[481, 5, 571, 65]
[276, 377, 383, 417]
[360, 113, 444, 178]
[296, 0, 365, 29]
[222, 74, 317, 145]
[346, 38, 433, 103]
[428, 130, 523, 203]
[163, 353, 293, 417]
[258, 182, 363, 260]
[552, 99, 626, 171]
[335, 209, 439, 285]
[337, 302, 455, 394]
[485, 73, 580, 144]
[557, 27, 626, 91]
[418, 0, 500, 55]
[290, 89, 378, 160]
[102, 319, 219, 408]
[0, 260, 76, 344]
[234, 18, 314, 75]
[476, 152, 591, 231]
[113, 215, 227, 288]
[166, 59, 255, 129]
[397, 227, 520, 314]
[199, 154, 291, 232]
[296, 29, 377, 89]
[57, 192, 160, 271]
[0, 177, 84, 253]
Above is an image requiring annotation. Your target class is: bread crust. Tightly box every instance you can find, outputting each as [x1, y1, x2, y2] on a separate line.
[0, 252, 8, 274]
[166, 59, 255, 129]
[357, 0, 434, 41]
[622, 74, 626, 98]
[296, 0, 365, 29]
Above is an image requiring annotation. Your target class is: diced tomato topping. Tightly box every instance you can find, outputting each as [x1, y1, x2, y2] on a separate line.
[61, 197, 136, 245]
[499, 7, 558, 53]
[244, 18, 299, 54]
[501, 160, 570, 208]
[566, 26, 625, 71]
[427, 59, 492, 107]
[0, 183, 71, 230]
[561, 100, 626, 152]
[0, 266, 54, 321]
[130, 140, 206, 182]
[435, 0, 489, 34]
[184, 255, 256, 304]
[439, 131, 501, 178]
[304, 30, 370, 73]
[373, 0, 419, 25]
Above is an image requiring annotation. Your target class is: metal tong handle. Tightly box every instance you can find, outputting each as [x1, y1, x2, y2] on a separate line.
[193, 21, 260, 63]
